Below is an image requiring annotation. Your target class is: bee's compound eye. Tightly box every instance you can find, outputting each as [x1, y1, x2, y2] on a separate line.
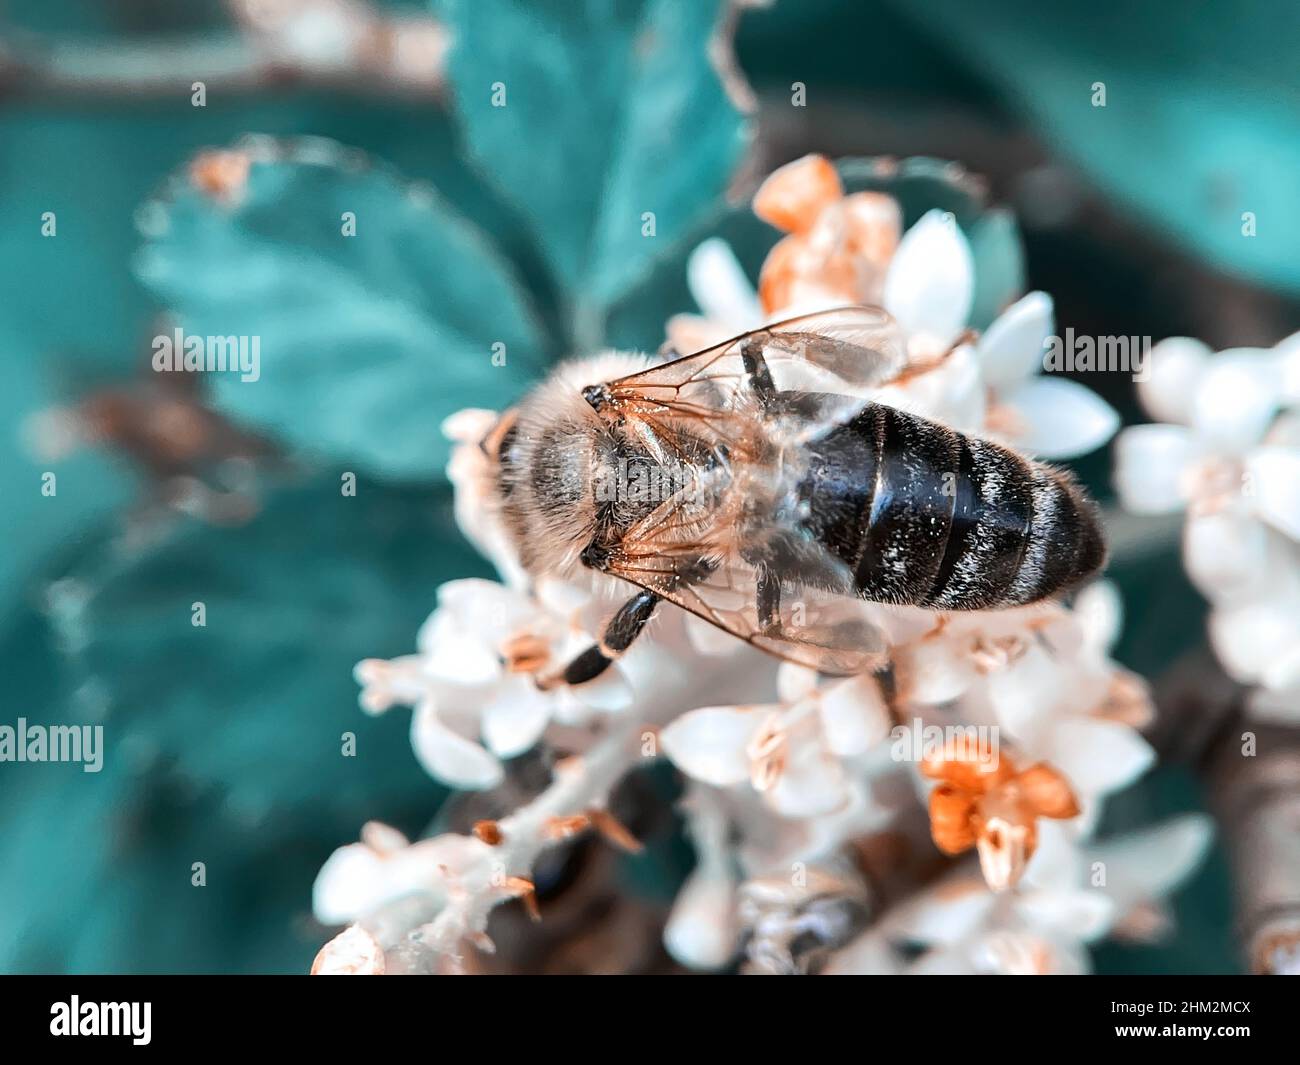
[495, 423, 519, 464]
[582, 384, 612, 412]
[580, 542, 610, 570]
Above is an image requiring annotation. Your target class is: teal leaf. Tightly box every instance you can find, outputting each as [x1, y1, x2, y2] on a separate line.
[47, 476, 487, 821]
[444, 0, 752, 338]
[888, 0, 1300, 293]
[0, 477, 487, 971]
[967, 209, 1026, 330]
[135, 136, 550, 481]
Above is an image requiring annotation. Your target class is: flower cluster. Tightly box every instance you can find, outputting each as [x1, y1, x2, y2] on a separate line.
[312, 154, 1209, 975]
[1114, 334, 1300, 722]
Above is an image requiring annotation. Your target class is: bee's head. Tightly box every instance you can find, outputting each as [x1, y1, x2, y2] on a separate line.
[480, 353, 652, 578]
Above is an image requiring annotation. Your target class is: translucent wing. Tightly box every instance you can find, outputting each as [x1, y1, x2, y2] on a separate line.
[586, 306, 902, 674]
[601, 306, 906, 445]
[604, 493, 888, 676]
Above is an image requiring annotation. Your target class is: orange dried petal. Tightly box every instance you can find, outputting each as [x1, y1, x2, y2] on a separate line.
[753, 153, 843, 234]
[841, 191, 901, 270]
[928, 783, 978, 855]
[587, 808, 643, 853]
[189, 149, 251, 203]
[920, 742, 1014, 792]
[757, 231, 862, 315]
[542, 813, 590, 840]
[1016, 763, 1081, 820]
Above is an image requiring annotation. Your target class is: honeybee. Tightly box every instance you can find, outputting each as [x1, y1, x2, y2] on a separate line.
[482, 307, 1104, 685]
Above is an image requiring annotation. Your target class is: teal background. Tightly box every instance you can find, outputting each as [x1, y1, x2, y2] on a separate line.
[2, 0, 1296, 973]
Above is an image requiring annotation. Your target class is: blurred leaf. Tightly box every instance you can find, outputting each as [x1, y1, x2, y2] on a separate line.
[135, 136, 550, 481]
[967, 209, 1025, 330]
[0, 475, 486, 971]
[443, 0, 752, 340]
[0, 321, 133, 623]
[890, 0, 1300, 294]
[51, 476, 485, 817]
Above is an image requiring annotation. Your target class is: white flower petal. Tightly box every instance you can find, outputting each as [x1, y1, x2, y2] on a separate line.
[1261, 645, 1300, 692]
[426, 579, 534, 647]
[1072, 580, 1123, 655]
[1043, 718, 1154, 797]
[1021, 819, 1085, 890]
[311, 925, 386, 975]
[1246, 446, 1300, 540]
[777, 663, 819, 703]
[682, 611, 744, 657]
[420, 622, 502, 686]
[481, 677, 553, 757]
[882, 209, 973, 345]
[312, 843, 389, 925]
[818, 674, 891, 757]
[1113, 423, 1197, 513]
[979, 291, 1054, 391]
[897, 636, 974, 706]
[1279, 329, 1300, 404]
[985, 646, 1067, 743]
[1248, 684, 1300, 724]
[1016, 887, 1115, 942]
[686, 237, 762, 329]
[884, 876, 995, 946]
[663, 867, 738, 970]
[1210, 597, 1300, 685]
[568, 662, 633, 712]
[768, 748, 849, 817]
[1136, 337, 1210, 424]
[1182, 510, 1276, 604]
[1191, 351, 1283, 450]
[660, 705, 759, 786]
[1002, 377, 1119, 459]
[440, 408, 497, 444]
[410, 702, 503, 789]
[874, 342, 985, 432]
[1089, 814, 1213, 914]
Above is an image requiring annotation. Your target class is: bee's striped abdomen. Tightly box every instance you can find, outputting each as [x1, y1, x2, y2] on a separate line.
[799, 403, 1105, 609]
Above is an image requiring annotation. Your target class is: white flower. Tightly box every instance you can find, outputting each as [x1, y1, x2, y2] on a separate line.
[1114, 335, 1300, 690]
[311, 924, 386, 975]
[354, 577, 630, 789]
[660, 663, 890, 817]
[877, 228, 1118, 457]
[663, 864, 738, 971]
[885, 815, 1211, 974]
[442, 408, 528, 587]
[892, 586, 1153, 812]
[1114, 339, 1299, 538]
[675, 191, 1117, 461]
[312, 821, 494, 925]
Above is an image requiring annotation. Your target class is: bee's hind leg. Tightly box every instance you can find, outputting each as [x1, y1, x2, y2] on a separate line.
[757, 570, 782, 633]
[544, 589, 662, 688]
[740, 339, 777, 409]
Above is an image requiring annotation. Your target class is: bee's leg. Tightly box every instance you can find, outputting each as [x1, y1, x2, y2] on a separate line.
[757, 570, 781, 633]
[549, 590, 662, 687]
[740, 339, 777, 408]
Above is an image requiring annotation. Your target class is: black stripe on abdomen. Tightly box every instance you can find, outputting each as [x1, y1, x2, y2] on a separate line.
[927, 435, 1035, 610]
[854, 405, 961, 603]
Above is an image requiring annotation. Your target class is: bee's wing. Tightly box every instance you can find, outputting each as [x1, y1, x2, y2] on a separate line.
[606, 503, 888, 677]
[606, 305, 906, 440]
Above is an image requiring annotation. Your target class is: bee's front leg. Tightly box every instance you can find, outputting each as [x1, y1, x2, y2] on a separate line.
[541, 589, 662, 688]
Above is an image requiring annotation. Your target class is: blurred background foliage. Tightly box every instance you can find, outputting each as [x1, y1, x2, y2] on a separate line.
[2, 0, 1296, 973]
